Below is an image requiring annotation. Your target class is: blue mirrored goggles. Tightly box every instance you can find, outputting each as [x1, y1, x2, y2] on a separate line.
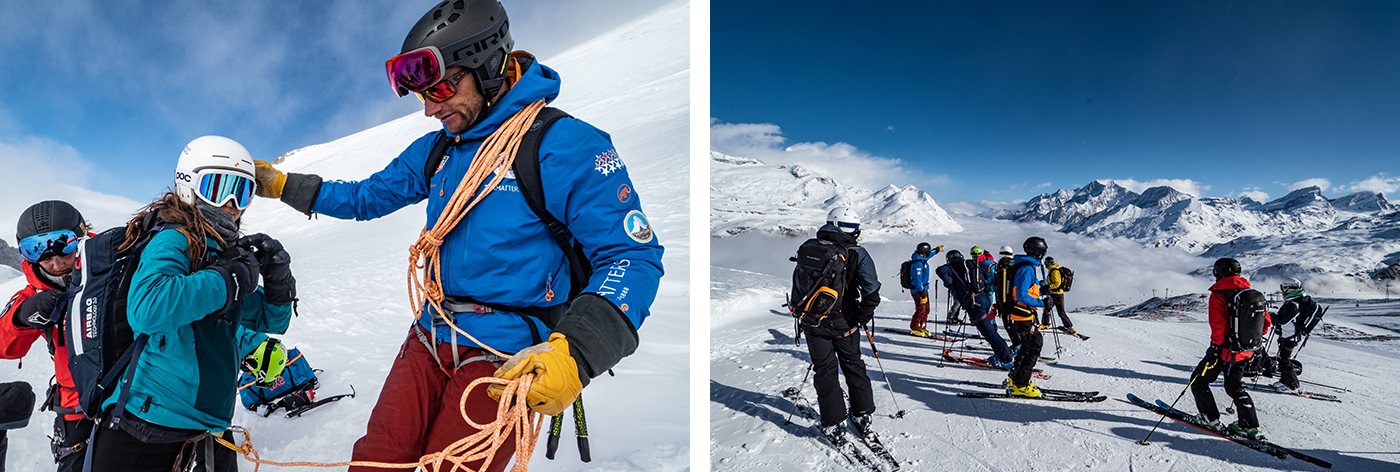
[19, 230, 79, 263]
[195, 171, 255, 209]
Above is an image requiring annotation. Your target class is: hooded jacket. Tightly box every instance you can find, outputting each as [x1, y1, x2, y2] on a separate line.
[997, 255, 1045, 321]
[1208, 275, 1272, 363]
[0, 261, 84, 421]
[908, 251, 930, 293]
[310, 54, 664, 354]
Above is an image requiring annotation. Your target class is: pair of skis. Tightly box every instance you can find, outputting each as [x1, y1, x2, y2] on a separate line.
[963, 345, 1055, 362]
[882, 328, 967, 343]
[956, 381, 1105, 402]
[1240, 383, 1342, 403]
[1126, 393, 1332, 469]
[1041, 325, 1090, 340]
[782, 388, 900, 471]
[941, 349, 1051, 379]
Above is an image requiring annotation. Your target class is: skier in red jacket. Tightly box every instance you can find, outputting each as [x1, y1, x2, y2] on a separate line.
[1188, 257, 1271, 440]
[0, 201, 92, 471]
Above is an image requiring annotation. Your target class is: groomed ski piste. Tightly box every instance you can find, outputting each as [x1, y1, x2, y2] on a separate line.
[711, 216, 1400, 471]
[0, 2, 689, 471]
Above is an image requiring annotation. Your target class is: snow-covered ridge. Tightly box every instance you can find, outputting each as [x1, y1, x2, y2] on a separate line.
[710, 150, 962, 240]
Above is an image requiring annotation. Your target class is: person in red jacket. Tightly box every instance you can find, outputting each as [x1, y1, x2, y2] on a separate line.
[0, 201, 92, 472]
[1188, 257, 1271, 439]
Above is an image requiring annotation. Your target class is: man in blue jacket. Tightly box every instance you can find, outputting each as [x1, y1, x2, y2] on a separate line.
[906, 242, 939, 336]
[993, 237, 1049, 397]
[253, 1, 664, 470]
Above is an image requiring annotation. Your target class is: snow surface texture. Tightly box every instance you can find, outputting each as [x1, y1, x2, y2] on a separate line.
[710, 151, 962, 240]
[1, 2, 689, 471]
[982, 180, 1400, 289]
[710, 263, 1400, 471]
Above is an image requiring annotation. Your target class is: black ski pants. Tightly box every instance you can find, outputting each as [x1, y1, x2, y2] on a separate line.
[1276, 337, 1300, 389]
[805, 328, 875, 428]
[88, 411, 239, 472]
[999, 309, 1021, 348]
[54, 417, 93, 472]
[1042, 293, 1072, 329]
[1008, 320, 1043, 387]
[1189, 354, 1260, 428]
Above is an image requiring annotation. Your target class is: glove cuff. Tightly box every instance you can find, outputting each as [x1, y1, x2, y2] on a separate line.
[553, 293, 639, 389]
[281, 173, 323, 217]
[210, 265, 241, 313]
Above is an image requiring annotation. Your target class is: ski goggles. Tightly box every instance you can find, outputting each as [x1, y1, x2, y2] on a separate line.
[386, 47, 472, 103]
[19, 230, 80, 263]
[190, 170, 256, 209]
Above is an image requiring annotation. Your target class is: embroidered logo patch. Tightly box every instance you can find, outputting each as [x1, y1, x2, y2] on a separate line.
[594, 149, 624, 176]
[623, 210, 653, 243]
[617, 184, 632, 203]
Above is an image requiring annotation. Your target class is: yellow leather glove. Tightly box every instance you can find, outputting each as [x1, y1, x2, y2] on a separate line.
[254, 160, 287, 199]
[935, 245, 944, 253]
[488, 333, 582, 416]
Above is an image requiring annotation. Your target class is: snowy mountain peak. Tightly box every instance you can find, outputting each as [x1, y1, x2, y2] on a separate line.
[710, 150, 962, 239]
[1132, 185, 1193, 209]
[1262, 186, 1330, 212]
[1331, 190, 1396, 213]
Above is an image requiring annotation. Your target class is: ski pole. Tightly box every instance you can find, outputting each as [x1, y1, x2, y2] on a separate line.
[573, 395, 591, 462]
[545, 413, 564, 460]
[863, 326, 907, 418]
[784, 362, 815, 425]
[1140, 359, 1217, 445]
[1300, 378, 1350, 393]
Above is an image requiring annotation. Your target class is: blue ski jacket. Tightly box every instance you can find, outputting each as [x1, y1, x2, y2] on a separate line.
[1007, 255, 1046, 321]
[312, 57, 664, 353]
[108, 231, 292, 432]
[908, 252, 930, 293]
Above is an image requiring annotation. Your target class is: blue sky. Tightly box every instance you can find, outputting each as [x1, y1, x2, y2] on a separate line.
[711, 0, 1400, 203]
[0, 0, 660, 204]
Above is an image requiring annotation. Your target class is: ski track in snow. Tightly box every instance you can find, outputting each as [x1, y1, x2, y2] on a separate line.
[711, 264, 1400, 471]
[0, 2, 689, 471]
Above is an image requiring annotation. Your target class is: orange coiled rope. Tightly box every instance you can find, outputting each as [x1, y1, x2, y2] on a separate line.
[220, 99, 550, 472]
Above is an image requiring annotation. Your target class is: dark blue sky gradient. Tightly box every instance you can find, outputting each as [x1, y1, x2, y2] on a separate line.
[712, 1, 1400, 201]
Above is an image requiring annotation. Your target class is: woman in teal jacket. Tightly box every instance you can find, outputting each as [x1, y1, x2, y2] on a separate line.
[88, 136, 295, 471]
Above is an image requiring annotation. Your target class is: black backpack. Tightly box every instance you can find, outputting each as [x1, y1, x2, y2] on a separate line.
[994, 261, 1034, 317]
[790, 239, 850, 327]
[58, 215, 181, 430]
[1057, 266, 1074, 292]
[423, 107, 591, 337]
[1224, 288, 1269, 352]
[899, 260, 915, 290]
[950, 259, 985, 295]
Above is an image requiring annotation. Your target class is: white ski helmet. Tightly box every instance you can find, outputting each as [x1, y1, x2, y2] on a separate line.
[999, 245, 1014, 256]
[175, 136, 257, 210]
[1280, 277, 1303, 294]
[826, 206, 860, 234]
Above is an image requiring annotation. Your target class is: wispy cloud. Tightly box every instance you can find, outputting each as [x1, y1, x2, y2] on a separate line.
[710, 119, 948, 191]
[1287, 178, 1332, 192]
[1236, 186, 1270, 202]
[1343, 173, 1400, 195]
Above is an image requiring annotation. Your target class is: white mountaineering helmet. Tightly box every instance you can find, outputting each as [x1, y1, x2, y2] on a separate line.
[999, 245, 1014, 256]
[175, 136, 257, 209]
[827, 206, 861, 234]
[1280, 277, 1303, 294]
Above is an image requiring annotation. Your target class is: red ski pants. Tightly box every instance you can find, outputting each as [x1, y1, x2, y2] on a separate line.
[349, 326, 517, 472]
[910, 291, 930, 331]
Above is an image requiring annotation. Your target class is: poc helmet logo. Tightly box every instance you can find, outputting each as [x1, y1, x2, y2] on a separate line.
[175, 171, 193, 183]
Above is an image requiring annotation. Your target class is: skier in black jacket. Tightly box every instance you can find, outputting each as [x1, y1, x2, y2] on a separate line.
[799, 207, 881, 447]
[1271, 278, 1322, 393]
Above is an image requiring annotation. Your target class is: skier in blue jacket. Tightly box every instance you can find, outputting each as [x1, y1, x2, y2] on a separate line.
[906, 242, 939, 336]
[88, 136, 295, 471]
[252, 1, 664, 469]
[994, 237, 1049, 397]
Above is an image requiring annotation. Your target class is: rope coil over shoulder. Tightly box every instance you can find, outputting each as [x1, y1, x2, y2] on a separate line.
[221, 99, 550, 472]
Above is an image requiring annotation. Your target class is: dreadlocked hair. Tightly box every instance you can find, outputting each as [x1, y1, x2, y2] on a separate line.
[120, 190, 226, 271]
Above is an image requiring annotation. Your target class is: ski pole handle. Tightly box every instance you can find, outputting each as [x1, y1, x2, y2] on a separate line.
[573, 395, 591, 463]
[546, 412, 563, 460]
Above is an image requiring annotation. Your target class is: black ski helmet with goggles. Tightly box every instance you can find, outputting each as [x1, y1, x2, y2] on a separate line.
[393, 0, 514, 106]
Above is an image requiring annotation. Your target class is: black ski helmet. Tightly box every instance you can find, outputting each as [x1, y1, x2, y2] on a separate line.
[17, 200, 85, 242]
[1023, 236, 1048, 259]
[945, 249, 963, 263]
[401, 0, 514, 103]
[916, 242, 932, 257]
[1213, 258, 1241, 279]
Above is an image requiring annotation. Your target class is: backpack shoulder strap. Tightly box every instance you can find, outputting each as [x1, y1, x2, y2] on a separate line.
[423, 131, 455, 185]
[509, 107, 591, 300]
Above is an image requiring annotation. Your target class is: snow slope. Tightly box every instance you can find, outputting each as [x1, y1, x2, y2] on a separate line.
[1, 2, 689, 471]
[710, 151, 962, 241]
[710, 263, 1400, 471]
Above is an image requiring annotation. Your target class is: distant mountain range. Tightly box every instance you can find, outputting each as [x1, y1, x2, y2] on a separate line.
[984, 180, 1400, 280]
[710, 151, 962, 239]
